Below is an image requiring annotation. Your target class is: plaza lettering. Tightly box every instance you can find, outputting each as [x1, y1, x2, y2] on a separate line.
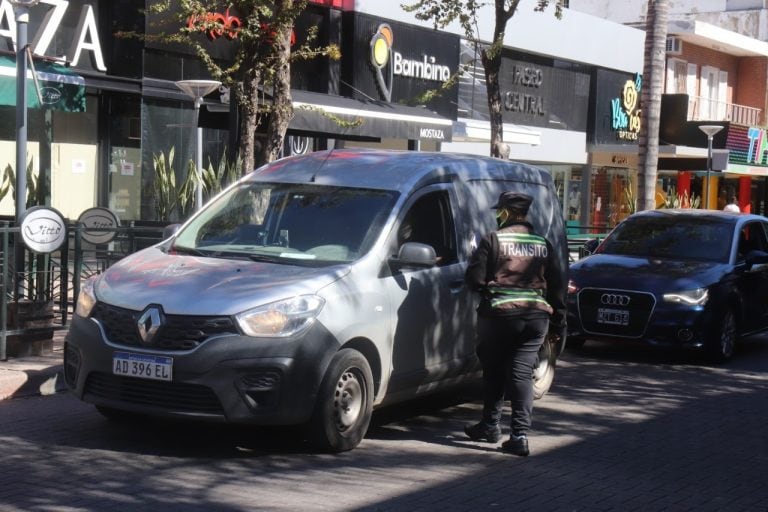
[393, 52, 451, 82]
[0, 0, 107, 71]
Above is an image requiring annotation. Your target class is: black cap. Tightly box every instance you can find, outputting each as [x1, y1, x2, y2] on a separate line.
[491, 192, 533, 213]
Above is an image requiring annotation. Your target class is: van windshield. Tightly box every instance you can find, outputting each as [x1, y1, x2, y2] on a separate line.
[172, 182, 398, 265]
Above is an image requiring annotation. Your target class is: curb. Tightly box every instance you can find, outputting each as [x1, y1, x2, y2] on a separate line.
[0, 357, 66, 400]
[0, 329, 67, 401]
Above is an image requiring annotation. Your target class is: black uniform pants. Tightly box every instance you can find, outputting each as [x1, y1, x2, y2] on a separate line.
[476, 313, 549, 436]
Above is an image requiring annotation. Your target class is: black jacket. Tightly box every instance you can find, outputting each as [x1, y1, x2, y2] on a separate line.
[465, 221, 566, 327]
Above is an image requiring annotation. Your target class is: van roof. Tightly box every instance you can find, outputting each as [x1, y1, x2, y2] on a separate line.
[247, 148, 552, 192]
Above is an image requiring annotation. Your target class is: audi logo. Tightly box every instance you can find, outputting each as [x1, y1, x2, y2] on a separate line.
[601, 293, 631, 306]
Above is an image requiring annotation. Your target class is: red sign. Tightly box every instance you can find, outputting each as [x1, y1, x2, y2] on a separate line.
[187, 8, 241, 40]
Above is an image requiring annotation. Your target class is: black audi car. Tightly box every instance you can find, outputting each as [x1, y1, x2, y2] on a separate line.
[567, 209, 768, 361]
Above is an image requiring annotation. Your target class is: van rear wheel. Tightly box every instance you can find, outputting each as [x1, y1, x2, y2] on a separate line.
[533, 337, 557, 400]
[309, 349, 374, 453]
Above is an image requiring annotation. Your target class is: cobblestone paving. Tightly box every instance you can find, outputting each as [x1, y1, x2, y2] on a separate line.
[1, 338, 767, 511]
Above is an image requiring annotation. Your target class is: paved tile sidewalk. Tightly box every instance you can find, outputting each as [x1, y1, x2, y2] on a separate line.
[0, 329, 66, 400]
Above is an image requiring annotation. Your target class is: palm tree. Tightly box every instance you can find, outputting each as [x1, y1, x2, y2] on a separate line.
[637, 0, 669, 211]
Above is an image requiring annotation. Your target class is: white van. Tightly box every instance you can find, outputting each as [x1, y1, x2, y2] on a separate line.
[64, 149, 568, 452]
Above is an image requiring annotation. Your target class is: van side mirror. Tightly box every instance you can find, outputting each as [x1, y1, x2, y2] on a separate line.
[162, 223, 182, 240]
[389, 242, 437, 270]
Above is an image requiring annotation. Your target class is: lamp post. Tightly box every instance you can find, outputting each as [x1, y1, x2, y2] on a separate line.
[699, 125, 723, 210]
[10, 0, 40, 299]
[175, 80, 221, 211]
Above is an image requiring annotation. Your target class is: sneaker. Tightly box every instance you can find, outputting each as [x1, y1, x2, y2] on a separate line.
[501, 435, 530, 457]
[464, 422, 502, 443]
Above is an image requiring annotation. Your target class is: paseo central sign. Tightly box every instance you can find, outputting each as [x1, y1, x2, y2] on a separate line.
[0, 0, 106, 72]
[503, 64, 545, 116]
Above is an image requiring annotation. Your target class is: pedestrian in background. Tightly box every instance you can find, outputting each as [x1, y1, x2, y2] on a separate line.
[723, 197, 740, 213]
[463, 192, 566, 456]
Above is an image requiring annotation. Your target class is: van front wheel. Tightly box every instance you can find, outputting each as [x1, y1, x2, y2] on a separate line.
[309, 349, 374, 453]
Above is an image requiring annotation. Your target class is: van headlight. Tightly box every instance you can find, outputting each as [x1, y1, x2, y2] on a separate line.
[75, 277, 98, 317]
[663, 288, 709, 306]
[236, 295, 325, 338]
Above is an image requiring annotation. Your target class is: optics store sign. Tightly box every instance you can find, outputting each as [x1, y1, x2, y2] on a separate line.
[0, 0, 106, 72]
[369, 23, 453, 102]
[611, 73, 642, 141]
[21, 206, 67, 254]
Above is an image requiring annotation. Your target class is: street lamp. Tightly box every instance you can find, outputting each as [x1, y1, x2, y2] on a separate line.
[699, 125, 724, 210]
[10, 0, 40, 299]
[175, 79, 221, 211]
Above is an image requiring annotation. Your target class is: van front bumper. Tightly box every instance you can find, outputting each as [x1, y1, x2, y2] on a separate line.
[63, 315, 338, 425]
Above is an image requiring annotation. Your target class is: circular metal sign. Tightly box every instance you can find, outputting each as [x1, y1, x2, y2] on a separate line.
[77, 207, 120, 245]
[20, 206, 67, 254]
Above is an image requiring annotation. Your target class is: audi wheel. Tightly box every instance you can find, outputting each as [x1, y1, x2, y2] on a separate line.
[706, 308, 737, 363]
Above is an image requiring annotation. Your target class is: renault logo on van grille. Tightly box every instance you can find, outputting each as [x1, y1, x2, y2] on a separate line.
[137, 306, 164, 345]
[601, 293, 631, 306]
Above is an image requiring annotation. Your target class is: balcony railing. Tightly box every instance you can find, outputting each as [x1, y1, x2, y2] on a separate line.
[688, 96, 762, 126]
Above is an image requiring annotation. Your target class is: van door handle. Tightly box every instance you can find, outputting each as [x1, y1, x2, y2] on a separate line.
[449, 280, 465, 293]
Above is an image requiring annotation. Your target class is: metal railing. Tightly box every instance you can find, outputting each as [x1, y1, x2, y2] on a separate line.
[688, 96, 762, 126]
[1, 222, 168, 360]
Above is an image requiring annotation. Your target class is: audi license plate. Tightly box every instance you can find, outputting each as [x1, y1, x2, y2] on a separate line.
[113, 351, 172, 381]
[597, 308, 629, 326]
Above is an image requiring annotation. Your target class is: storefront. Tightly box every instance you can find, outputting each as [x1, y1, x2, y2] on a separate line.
[657, 94, 768, 215]
[584, 68, 642, 231]
[442, 42, 592, 226]
[0, 0, 144, 222]
[1, 1, 460, 224]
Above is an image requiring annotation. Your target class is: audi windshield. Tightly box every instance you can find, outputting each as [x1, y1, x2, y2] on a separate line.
[596, 215, 734, 263]
[172, 182, 398, 265]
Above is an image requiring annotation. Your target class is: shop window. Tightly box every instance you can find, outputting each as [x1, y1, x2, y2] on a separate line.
[397, 191, 458, 266]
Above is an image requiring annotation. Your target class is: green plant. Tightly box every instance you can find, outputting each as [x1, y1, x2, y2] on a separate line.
[201, 150, 242, 200]
[0, 159, 41, 209]
[659, 187, 700, 209]
[152, 147, 198, 222]
[623, 186, 636, 214]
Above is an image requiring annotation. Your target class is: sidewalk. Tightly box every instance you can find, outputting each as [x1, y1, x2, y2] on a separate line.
[0, 328, 66, 400]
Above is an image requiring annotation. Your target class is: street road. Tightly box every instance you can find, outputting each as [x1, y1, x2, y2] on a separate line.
[1, 338, 767, 512]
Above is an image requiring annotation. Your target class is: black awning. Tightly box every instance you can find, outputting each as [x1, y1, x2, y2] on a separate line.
[291, 90, 453, 142]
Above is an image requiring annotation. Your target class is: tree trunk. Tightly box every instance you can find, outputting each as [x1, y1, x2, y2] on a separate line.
[637, 0, 669, 211]
[258, 10, 294, 166]
[482, 0, 519, 159]
[482, 46, 505, 159]
[239, 69, 262, 177]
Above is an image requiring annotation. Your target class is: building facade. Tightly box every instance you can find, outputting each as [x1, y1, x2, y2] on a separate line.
[0, 0, 644, 227]
[570, 0, 768, 216]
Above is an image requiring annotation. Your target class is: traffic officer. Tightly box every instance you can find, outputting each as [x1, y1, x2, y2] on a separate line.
[463, 191, 566, 456]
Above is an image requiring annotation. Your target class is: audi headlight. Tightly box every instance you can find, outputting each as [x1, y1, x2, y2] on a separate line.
[75, 276, 98, 317]
[236, 295, 325, 338]
[663, 288, 709, 306]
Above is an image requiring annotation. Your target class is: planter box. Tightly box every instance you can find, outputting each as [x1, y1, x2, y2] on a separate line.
[5, 300, 55, 357]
